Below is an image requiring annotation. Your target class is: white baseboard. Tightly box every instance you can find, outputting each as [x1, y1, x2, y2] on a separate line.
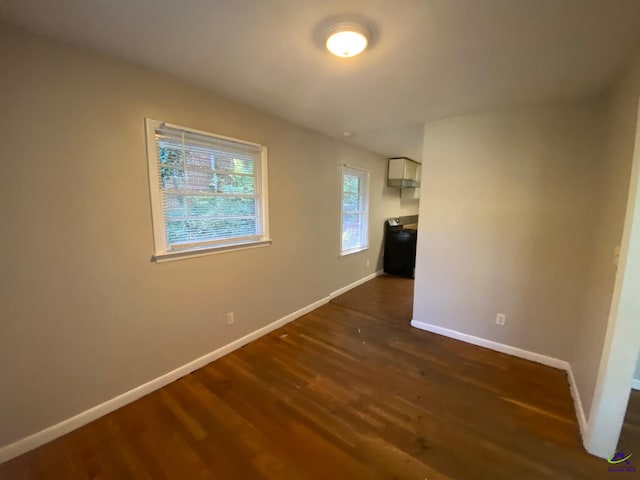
[0, 271, 382, 464]
[566, 365, 588, 438]
[329, 270, 383, 299]
[410, 320, 568, 369]
[632, 379, 640, 391]
[410, 319, 587, 439]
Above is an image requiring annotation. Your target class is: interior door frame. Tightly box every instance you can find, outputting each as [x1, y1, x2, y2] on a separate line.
[585, 97, 640, 457]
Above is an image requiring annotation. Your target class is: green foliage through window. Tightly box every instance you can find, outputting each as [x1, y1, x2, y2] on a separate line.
[341, 168, 369, 254]
[155, 140, 261, 247]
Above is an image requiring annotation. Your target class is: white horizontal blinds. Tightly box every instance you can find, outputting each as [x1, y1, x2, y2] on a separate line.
[153, 124, 262, 250]
[341, 166, 369, 253]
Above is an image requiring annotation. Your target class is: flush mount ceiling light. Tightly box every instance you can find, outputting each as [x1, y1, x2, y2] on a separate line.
[325, 22, 370, 58]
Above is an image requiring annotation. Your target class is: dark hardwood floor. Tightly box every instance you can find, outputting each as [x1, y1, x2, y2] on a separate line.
[0, 275, 606, 479]
[619, 390, 640, 457]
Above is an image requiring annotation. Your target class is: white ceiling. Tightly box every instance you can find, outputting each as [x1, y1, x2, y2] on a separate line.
[2, 0, 640, 161]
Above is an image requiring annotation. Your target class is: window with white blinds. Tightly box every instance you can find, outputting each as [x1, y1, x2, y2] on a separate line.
[145, 119, 270, 261]
[340, 165, 370, 256]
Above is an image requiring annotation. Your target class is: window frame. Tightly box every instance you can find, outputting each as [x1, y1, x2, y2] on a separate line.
[145, 119, 271, 262]
[339, 164, 370, 256]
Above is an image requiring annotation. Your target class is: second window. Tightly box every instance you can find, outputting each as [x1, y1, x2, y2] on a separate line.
[340, 165, 370, 255]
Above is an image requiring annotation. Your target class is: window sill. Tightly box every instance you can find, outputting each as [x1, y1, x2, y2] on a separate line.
[340, 246, 369, 257]
[152, 239, 272, 263]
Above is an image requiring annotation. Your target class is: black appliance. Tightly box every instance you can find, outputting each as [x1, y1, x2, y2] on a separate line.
[384, 215, 418, 278]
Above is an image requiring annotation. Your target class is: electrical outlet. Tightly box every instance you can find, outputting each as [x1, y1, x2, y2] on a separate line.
[366, 259, 370, 267]
[496, 314, 506, 326]
[226, 312, 235, 326]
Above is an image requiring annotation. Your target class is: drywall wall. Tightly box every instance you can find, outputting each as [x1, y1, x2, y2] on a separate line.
[0, 23, 418, 449]
[571, 49, 640, 421]
[413, 100, 604, 361]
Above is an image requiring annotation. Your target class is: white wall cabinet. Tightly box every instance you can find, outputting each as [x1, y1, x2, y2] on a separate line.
[388, 157, 421, 188]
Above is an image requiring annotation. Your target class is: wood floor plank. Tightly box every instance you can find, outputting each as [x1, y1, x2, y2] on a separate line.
[0, 275, 607, 479]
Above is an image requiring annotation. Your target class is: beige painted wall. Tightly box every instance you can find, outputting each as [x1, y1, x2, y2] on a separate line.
[0, 24, 418, 448]
[571, 50, 640, 419]
[413, 100, 604, 361]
